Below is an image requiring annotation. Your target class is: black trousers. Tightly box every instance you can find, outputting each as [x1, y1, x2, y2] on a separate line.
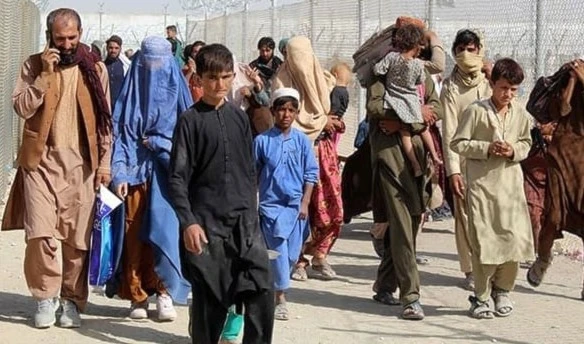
[190, 277, 275, 344]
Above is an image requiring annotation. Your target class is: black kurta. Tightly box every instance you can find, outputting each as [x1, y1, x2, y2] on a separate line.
[168, 101, 272, 308]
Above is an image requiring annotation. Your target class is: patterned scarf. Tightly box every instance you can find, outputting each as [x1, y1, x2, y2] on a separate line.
[63, 43, 112, 138]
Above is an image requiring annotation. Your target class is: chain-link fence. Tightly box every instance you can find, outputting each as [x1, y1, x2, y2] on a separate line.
[186, 0, 584, 157]
[0, 0, 40, 198]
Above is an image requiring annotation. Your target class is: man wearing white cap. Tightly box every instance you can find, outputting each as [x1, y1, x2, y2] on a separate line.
[253, 88, 319, 321]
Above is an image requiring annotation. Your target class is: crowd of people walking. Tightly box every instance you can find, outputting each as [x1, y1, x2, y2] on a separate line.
[2, 7, 584, 344]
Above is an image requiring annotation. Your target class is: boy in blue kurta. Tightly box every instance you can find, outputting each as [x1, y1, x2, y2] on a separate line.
[254, 88, 319, 321]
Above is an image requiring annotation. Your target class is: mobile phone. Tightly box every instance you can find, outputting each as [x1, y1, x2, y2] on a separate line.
[45, 31, 55, 48]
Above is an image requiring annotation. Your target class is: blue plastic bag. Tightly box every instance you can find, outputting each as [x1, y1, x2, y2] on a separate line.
[89, 186, 123, 286]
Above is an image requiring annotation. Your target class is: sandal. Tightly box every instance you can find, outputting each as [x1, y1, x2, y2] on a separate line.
[492, 289, 513, 317]
[468, 296, 494, 319]
[416, 255, 429, 265]
[373, 291, 400, 306]
[291, 266, 308, 281]
[527, 257, 552, 287]
[401, 300, 425, 320]
[274, 303, 289, 321]
[311, 262, 337, 280]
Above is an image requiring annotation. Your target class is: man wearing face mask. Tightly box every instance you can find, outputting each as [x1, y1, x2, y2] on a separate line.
[440, 29, 491, 291]
[2, 8, 112, 329]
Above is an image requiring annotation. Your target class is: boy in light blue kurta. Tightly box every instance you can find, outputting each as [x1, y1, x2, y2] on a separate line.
[254, 88, 319, 321]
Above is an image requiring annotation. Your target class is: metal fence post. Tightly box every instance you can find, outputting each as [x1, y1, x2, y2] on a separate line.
[204, 8, 208, 42]
[310, 0, 316, 42]
[378, 0, 383, 31]
[242, 1, 249, 62]
[271, 0, 277, 38]
[427, 0, 435, 30]
[358, 0, 366, 123]
[535, 0, 544, 79]
[223, 8, 228, 45]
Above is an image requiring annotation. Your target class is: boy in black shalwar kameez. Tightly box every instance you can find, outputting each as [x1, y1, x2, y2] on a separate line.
[168, 43, 274, 344]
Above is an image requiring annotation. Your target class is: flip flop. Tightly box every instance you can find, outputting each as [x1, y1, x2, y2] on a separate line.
[291, 266, 308, 281]
[373, 291, 400, 306]
[527, 257, 551, 288]
[468, 296, 494, 320]
[401, 300, 425, 320]
[416, 256, 429, 265]
[492, 290, 513, 317]
[312, 262, 337, 280]
[274, 303, 289, 321]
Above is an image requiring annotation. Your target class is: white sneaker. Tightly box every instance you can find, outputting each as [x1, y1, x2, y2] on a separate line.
[156, 294, 177, 321]
[59, 299, 81, 328]
[129, 301, 149, 320]
[34, 298, 60, 329]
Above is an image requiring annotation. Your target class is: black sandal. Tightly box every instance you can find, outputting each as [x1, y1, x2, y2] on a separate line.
[373, 291, 400, 306]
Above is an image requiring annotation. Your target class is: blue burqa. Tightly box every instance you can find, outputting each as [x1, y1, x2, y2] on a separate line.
[106, 36, 193, 304]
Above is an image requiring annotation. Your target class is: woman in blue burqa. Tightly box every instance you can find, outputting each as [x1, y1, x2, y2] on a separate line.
[106, 36, 192, 321]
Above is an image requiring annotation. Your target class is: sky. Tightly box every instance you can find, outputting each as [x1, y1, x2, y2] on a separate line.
[45, 0, 299, 15]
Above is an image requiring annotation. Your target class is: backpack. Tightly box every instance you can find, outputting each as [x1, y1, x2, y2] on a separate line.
[352, 25, 397, 88]
[526, 66, 570, 124]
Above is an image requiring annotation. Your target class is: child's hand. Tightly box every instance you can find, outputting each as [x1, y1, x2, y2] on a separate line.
[499, 142, 514, 158]
[184, 224, 209, 255]
[488, 141, 502, 156]
[489, 141, 513, 158]
[333, 118, 344, 129]
[240, 86, 252, 98]
[537, 122, 557, 136]
[324, 115, 339, 133]
[187, 57, 196, 72]
[299, 202, 309, 220]
[421, 105, 436, 125]
[449, 174, 465, 199]
[247, 67, 263, 86]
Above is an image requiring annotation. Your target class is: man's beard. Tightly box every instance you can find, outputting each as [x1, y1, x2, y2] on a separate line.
[59, 47, 77, 65]
[259, 55, 272, 64]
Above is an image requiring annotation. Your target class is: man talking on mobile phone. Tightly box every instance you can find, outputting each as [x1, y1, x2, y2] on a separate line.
[2, 8, 112, 329]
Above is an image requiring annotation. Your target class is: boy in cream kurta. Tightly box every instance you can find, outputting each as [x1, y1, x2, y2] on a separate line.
[450, 58, 534, 319]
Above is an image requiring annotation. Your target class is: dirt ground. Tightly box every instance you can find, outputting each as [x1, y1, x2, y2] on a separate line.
[1, 212, 583, 344]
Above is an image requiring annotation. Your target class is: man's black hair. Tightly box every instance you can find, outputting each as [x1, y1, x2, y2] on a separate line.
[257, 37, 276, 50]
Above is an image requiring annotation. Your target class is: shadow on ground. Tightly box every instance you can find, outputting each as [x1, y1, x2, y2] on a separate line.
[318, 319, 534, 344]
[0, 292, 190, 344]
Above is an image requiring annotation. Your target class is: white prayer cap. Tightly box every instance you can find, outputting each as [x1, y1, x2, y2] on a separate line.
[270, 87, 300, 107]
